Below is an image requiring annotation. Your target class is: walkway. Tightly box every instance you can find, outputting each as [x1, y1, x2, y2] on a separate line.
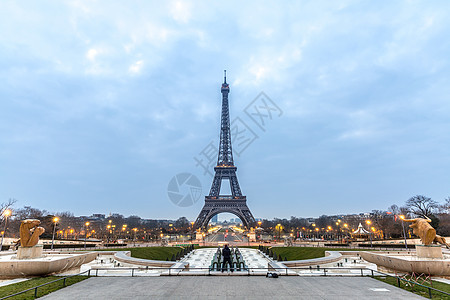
[41, 277, 424, 299]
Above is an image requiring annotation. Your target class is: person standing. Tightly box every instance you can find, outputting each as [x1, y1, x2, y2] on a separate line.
[221, 244, 233, 272]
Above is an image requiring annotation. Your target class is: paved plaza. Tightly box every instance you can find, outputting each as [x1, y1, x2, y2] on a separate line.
[41, 276, 424, 299]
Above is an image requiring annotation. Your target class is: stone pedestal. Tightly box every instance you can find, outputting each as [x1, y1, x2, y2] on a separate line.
[416, 244, 443, 259]
[17, 245, 43, 259]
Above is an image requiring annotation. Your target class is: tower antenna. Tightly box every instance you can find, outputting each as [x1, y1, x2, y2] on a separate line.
[224, 70, 227, 84]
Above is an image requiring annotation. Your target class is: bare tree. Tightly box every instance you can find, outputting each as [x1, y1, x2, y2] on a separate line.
[0, 199, 17, 221]
[388, 204, 400, 215]
[439, 197, 450, 214]
[405, 195, 439, 217]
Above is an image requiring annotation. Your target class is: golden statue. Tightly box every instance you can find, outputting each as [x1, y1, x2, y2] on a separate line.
[403, 217, 449, 248]
[18, 219, 45, 247]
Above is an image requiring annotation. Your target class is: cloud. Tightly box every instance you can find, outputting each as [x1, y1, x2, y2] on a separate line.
[86, 48, 99, 61]
[1, 1, 450, 218]
[128, 60, 144, 74]
[169, 1, 192, 23]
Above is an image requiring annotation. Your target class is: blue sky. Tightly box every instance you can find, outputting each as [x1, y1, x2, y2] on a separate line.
[1, 1, 449, 220]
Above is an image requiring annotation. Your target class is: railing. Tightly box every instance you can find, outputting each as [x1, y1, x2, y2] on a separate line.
[87, 265, 365, 275]
[2, 267, 449, 299]
[0, 270, 91, 300]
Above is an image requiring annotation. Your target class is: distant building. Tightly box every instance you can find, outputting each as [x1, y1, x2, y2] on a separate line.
[91, 214, 105, 220]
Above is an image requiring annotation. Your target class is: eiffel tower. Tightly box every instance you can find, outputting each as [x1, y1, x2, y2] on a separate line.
[194, 71, 256, 229]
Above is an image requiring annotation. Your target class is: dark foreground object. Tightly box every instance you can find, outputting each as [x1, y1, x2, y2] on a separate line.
[41, 276, 423, 299]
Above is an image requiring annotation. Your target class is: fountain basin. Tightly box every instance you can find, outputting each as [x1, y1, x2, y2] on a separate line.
[360, 251, 450, 276]
[0, 251, 97, 278]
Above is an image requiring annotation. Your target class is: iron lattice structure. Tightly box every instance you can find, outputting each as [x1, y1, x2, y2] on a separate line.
[194, 71, 256, 229]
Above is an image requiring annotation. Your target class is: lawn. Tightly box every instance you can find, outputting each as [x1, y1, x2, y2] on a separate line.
[0, 276, 88, 300]
[98, 246, 361, 261]
[269, 247, 364, 261]
[374, 276, 450, 299]
[96, 246, 183, 261]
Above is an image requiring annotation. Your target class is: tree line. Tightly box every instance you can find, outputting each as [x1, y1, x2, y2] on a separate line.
[1, 195, 449, 240]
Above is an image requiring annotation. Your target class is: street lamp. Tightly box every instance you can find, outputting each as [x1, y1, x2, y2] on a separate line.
[343, 223, 348, 241]
[399, 215, 408, 249]
[366, 220, 373, 248]
[133, 228, 137, 246]
[51, 217, 59, 250]
[84, 222, 90, 249]
[122, 224, 127, 240]
[106, 225, 111, 242]
[0, 209, 12, 251]
[275, 224, 283, 242]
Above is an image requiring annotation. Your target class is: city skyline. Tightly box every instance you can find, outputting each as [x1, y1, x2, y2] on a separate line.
[1, 1, 450, 220]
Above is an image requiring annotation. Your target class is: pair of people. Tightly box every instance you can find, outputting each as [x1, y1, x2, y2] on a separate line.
[221, 244, 233, 272]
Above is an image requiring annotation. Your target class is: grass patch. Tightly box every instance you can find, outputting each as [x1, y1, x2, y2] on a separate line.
[130, 247, 182, 261]
[374, 276, 450, 299]
[0, 276, 88, 299]
[96, 246, 183, 261]
[270, 247, 367, 261]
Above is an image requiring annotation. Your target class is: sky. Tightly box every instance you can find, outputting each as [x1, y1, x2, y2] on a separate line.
[1, 1, 450, 220]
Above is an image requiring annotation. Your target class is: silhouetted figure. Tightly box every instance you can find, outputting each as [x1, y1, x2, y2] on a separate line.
[221, 244, 233, 272]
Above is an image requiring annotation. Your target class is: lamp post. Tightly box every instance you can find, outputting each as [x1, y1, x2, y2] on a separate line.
[51, 217, 59, 250]
[106, 225, 111, 243]
[133, 228, 137, 246]
[275, 224, 283, 242]
[399, 215, 408, 249]
[122, 224, 127, 241]
[311, 223, 316, 241]
[168, 224, 173, 244]
[0, 209, 12, 251]
[343, 223, 348, 242]
[366, 220, 373, 248]
[84, 222, 90, 249]
[336, 219, 342, 242]
[107, 220, 112, 242]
